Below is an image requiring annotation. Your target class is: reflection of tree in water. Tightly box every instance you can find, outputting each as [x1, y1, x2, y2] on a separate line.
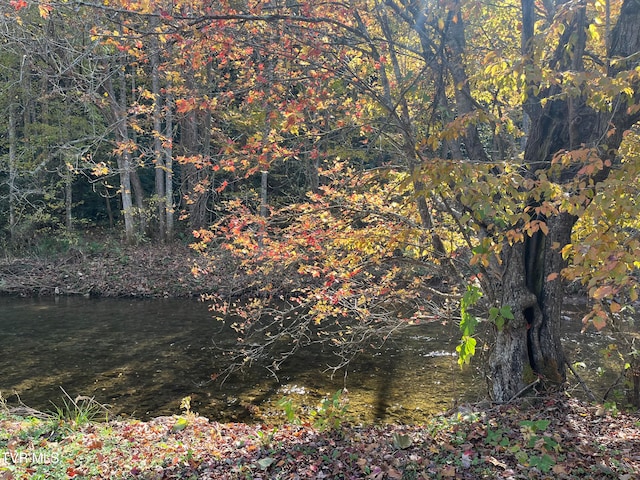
[374, 358, 396, 421]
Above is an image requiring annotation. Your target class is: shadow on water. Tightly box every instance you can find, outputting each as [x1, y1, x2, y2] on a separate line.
[0, 296, 484, 423]
[373, 350, 398, 421]
[0, 296, 630, 423]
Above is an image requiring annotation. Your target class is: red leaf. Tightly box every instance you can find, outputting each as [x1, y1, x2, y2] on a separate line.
[216, 180, 229, 193]
[10, 0, 27, 10]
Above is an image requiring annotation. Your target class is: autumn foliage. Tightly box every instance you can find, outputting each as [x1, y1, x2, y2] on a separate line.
[5, 0, 640, 401]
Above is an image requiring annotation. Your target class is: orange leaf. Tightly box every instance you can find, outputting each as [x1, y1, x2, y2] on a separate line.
[546, 272, 559, 281]
[10, 0, 28, 9]
[592, 285, 617, 300]
[539, 222, 549, 235]
[38, 3, 53, 18]
[216, 180, 228, 193]
[592, 313, 607, 331]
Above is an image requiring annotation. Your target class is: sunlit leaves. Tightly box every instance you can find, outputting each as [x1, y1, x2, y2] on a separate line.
[38, 2, 52, 18]
[457, 285, 482, 365]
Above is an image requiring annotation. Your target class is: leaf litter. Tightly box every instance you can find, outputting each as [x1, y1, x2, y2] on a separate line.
[1, 395, 639, 479]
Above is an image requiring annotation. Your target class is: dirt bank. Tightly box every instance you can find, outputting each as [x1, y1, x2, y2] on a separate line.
[0, 243, 218, 298]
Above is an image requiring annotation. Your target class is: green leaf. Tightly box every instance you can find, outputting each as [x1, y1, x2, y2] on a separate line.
[170, 417, 189, 433]
[460, 285, 482, 337]
[499, 305, 514, 320]
[456, 336, 477, 366]
[392, 433, 413, 449]
[257, 457, 275, 469]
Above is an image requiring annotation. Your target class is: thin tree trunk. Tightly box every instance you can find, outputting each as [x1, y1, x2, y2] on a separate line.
[445, 3, 490, 163]
[65, 165, 73, 231]
[150, 20, 166, 240]
[130, 169, 146, 235]
[260, 170, 268, 218]
[121, 64, 146, 236]
[104, 184, 114, 229]
[104, 74, 136, 243]
[8, 103, 17, 243]
[165, 91, 174, 238]
[181, 106, 209, 230]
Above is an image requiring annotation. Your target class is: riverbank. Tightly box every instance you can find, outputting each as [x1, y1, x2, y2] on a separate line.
[0, 241, 220, 298]
[1, 394, 639, 479]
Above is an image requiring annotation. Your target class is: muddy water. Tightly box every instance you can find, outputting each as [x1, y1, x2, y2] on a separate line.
[0, 296, 630, 424]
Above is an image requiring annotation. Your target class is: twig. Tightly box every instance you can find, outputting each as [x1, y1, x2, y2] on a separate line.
[602, 367, 628, 402]
[567, 362, 598, 402]
[7, 392, 51, 419]
[506, 378, 540, 404]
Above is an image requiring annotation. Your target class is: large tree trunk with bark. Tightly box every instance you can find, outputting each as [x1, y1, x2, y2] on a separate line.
[489, 0, 640, 401]
[490, 213, 575, 401]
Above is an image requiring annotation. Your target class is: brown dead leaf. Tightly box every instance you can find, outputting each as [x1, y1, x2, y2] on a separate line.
[441, 465, 456, 477]
[386, 466, 403, 479]
[552, 464, 568, 475]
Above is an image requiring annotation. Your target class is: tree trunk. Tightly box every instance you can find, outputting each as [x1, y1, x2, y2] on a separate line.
[65, 164, 73, 231]
[103, 74, 136, 243]
[489, 0, 640, 401]
[130, 169, 147, 235]
[165, 91, 175, 238]
[180, 107, 210, 230]
[490, 213, 575, 401]
[8, 103, 17, 243]
[150, 21, 166, 241]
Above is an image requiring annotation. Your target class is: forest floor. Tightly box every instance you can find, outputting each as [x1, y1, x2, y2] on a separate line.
[1, 394, 640, 479]
[0, 240, 226, 298]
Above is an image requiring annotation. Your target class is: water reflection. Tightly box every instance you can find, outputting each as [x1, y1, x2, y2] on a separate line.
[0, 296, 630, 423]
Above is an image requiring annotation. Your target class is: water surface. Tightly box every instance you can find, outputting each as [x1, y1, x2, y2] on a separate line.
[0, 296, 629, 423]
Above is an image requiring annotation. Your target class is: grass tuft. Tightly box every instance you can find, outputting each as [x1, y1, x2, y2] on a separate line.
[49, 387, 110, 427]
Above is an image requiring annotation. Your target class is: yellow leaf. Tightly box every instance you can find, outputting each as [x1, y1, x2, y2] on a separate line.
[609, 301, 621, 313]
[38, 3, 52, 18]
[170, 417, 189, 433]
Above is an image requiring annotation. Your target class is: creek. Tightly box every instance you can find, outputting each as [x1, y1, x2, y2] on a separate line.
[0, 296, 629, 424]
